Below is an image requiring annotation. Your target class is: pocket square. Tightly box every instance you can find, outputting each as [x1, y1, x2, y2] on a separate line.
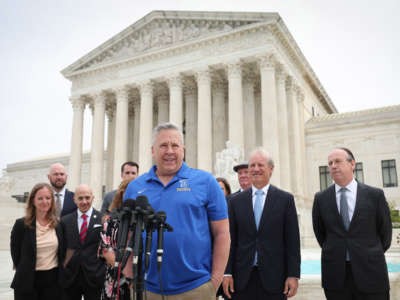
[93, 224, 102, 228]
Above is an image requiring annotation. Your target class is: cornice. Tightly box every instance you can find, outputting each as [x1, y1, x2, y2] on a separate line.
[306, 105, 400, 133]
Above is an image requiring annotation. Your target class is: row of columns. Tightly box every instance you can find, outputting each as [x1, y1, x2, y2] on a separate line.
[68, 54, 307, 207]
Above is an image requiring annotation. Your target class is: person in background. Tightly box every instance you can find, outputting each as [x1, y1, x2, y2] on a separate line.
[101, 161, 139, 213]
[98, 178, 134, 300]
[10, 182, 63, 300]
[60, 184, 106, 300]
[217, 177, 232, 197]
[312, 147, 392, 300]
[48, 163, 77, 218]
[228, 162, 251, 199]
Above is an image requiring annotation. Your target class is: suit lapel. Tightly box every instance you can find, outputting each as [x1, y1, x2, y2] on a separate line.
[71, 211, 80, 242]
[258, 185, 277, 230]
[84, 209, 99, 244]
[348, 182, 364, 231]
[30, 220, 37, 259]
[327, 185, 347, 231]
[241, 190, 257, 231]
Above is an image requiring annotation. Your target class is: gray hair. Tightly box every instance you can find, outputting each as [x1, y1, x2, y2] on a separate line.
[249, 147, 274, 167]
[152, 122, 184, 146]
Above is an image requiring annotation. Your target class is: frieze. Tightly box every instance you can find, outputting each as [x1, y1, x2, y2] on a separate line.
[77, 19, 255, 71]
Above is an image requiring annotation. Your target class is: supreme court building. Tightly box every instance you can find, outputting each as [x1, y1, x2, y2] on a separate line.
[3, 11, 399, 246]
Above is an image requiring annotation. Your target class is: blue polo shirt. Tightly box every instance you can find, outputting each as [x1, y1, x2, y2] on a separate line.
[123, 162, 227, 295]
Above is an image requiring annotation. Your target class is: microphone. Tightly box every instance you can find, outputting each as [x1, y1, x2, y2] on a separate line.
[144, 208, 156, 271]
[156, 211, 167, 271]
[132, 195, 151, 277]
[115, 199, 135, 266]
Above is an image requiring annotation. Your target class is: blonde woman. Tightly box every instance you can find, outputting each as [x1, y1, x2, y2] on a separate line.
[10, 182, 63, 300]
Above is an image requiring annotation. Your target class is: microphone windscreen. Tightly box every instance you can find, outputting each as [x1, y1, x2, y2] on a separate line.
[157, 210, 167, 222]
[136, 195, 149, 209]
[123, 198, 136, 210]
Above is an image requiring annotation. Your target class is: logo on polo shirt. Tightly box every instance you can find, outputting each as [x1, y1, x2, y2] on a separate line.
[176, 179, 191, 191]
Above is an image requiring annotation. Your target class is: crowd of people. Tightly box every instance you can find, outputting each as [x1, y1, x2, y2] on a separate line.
[10, 122, 393, 300]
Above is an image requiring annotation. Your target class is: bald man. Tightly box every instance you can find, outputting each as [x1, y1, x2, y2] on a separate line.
[60, 185, 106, 300]
[48, 163, 77, 217]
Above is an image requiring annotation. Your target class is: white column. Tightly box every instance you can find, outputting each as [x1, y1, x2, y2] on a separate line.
[157, 93, 169, 124]
[227, 61, 244, 151]
[196, 69, 212, 172]
[243, 76, 256, 159]
[286, 77, 301, 195]
[105, 107, 115, 192]
[276, 66, 291, 191]
[297, 89, 307, 197]
[132, 100, 140, 163]
[69, 96, 85, 190]
[113, 87, 129, 188]
[90, 92, 106, 208]
[138, 81, 153, 173]
[168, 74, 183, 129]
[128, 107, 135, 161]
[184, 82, 197, 168]
[212, 80, 227, 162]
[259, 55, 280, 187]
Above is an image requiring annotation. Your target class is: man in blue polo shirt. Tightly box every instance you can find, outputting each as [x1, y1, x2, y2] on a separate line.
[124, 122, 230, 300]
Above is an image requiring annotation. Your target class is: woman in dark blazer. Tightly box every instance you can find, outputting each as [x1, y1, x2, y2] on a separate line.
[10, 182, 64, 300]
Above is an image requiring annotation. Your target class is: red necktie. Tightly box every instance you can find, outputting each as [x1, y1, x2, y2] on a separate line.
[80, 214, 88, 243]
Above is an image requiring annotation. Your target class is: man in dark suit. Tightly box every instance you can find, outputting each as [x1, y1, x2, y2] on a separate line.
[228, 162, 251, 199]
[100, 161, 139, 213]
[60, 184, 106, 300]
[312, 147, 392, 300]
[223, 148, 301, 300]
[48, 163, 77, 217]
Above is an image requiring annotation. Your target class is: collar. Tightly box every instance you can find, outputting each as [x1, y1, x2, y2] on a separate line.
[145, 162, 190, 183]
[77, 206, 93, 219]
[54, 187, 66, 197]
[251, 184, 270, 196]
[335, 178, 357, 193]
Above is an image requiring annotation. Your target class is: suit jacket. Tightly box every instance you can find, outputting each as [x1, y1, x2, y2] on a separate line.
[312, 182, 392, 292]
[10, 218, 63, 292]
[100, 189, 117, 213]
[61, 189, 77, 217]
[226, 185, 301, 293]
[60, 208, 106, 289]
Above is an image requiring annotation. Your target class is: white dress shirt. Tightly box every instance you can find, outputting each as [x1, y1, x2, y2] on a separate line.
[335, 178, 357, 221]
[251, 184, 270, 211]
[77, 206, 93, 230]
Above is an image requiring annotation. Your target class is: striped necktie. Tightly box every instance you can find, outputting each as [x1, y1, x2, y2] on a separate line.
[55, 193, 61, 217]
[80, 214, 88, 243]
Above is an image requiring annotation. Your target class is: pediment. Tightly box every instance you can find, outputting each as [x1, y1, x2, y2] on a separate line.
[62, 10, 279, 76]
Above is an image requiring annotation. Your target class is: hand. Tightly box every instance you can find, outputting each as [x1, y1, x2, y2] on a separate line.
[283, 277, 298, 298]
[210, 276, 220, 292]
[222, 276, 235, 299]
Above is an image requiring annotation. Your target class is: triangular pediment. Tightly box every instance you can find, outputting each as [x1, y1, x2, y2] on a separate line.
[62, 10, 279, 76]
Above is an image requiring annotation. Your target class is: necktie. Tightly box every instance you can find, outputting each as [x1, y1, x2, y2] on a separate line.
[339, 188, 350, 231]
[55, 193, 61, 217]
[80, 214, 88, 243]
[254, 189, 264, 265]
[254, 190, 263, 229]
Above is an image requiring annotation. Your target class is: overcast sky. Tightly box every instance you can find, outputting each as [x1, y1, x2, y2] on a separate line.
[1, 0, 399, 175]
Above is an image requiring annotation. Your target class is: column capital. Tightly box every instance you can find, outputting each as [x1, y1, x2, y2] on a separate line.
[257, 53, 276, 70]
[285, 76, 297, 92]
[167, 74, 183, 89]
[114, 86, 130, 102]
[70, 96, 85, 111]
[195, 68, 211, 85]
[105, 107, 115, 121]
[226, 60, 242, 79]
[296, 86, 305, 103]
[275, 64, 288, 85]
[92, 91, 107, 106]
[183, 78, 197, 96]
[138, 80, 153, 97]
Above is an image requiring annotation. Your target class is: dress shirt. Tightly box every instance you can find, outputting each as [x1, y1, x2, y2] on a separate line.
[54, 187, 66, 210]
[251, 184, 270, 211]
[77, 206, 93, 230]
[335, 178, 357, 221]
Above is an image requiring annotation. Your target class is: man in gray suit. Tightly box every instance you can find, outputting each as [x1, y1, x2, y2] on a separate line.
[100, 161, 139, 213]
[312, 147, 392, 300]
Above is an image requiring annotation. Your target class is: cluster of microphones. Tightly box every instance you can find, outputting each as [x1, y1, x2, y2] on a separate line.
[111, 195, 173, 297]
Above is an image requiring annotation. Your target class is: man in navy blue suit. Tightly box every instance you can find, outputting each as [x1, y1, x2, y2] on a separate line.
[223, 148, 301, 300]
[48, 163, 77, 218]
